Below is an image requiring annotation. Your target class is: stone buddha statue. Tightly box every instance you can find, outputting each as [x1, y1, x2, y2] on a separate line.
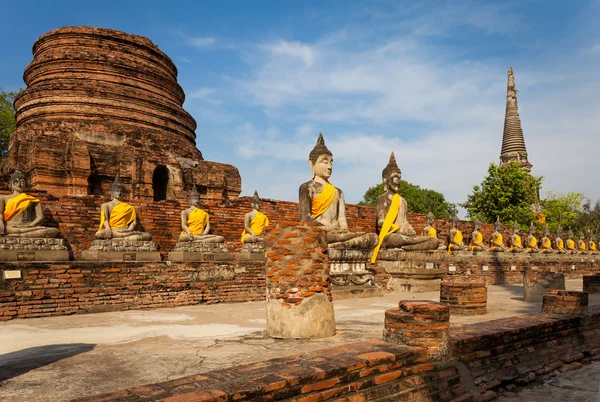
[526, 223, 539, 253]
[241, 190, 269, 243]
[447, 215, 466, 254]
[507, 223, 525, 253]
[490, 217, 506, 252]
[0, 169, 59, 238]
[554, 227, 566, 254]
[469, 220, 487, 252]
[540, 226, 554, 254]
[588, 231, 597, 253]
[565, 230, 577, 253]
[299, 133, 377, 249]
[370, 152, 440, 262]
[577, 231, 588, 254]
[421, 212, 437, 237]
[95, 174, 152, 241]
[179, 186, 224, 243]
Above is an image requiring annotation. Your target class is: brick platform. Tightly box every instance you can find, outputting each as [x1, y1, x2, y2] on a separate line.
[383, 300, 450, 361]
[440, 282, 487, 315]
[583, 274, 600, 293]
[542, 290, 589, 315]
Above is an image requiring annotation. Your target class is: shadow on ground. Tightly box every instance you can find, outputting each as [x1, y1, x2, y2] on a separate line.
[0, 343, 96, 382]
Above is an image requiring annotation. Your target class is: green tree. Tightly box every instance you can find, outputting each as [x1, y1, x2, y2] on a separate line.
[461, 162, 542, 226]
[0, 88, 23, 157]
[359, 181, 457, 219]
[540, 191, 585, 233]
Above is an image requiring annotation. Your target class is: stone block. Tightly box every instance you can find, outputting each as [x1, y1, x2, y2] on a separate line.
[234, 252, 265, 262]
[80, 250, 161, 262]
[168, 251, 233, 262]
[0, 250, 69, 262]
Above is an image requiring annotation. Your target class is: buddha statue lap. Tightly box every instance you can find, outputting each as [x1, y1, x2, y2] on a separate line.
[371, 152, 440, 263]
[241, 190, 269, 244]
[179, 186, 224, 243]
[526, 223, 539, 253]
[469, 220, 488, 252]
[447, 215, 466, 255]
[490, 217, 506, 252]
[298, 133, 377, 250]
[540, 226, 554, 254]
[95, 174, 152, 242]
[0, 170, 59, 239]
[507, 223, 525, 253]
[554, 227, 566, 254]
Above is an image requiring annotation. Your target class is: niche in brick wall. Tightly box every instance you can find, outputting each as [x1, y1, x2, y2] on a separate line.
[152, 165, 169, 201]
[87, 154, 102, 195]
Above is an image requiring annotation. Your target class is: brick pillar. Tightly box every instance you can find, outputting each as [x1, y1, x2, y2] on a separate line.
[264, 221, 335, 338]
[440, 282, 487, 315]
[383, 301, 450, 361]
[583, 274, 600, 293]
[542, 290, 588, 315]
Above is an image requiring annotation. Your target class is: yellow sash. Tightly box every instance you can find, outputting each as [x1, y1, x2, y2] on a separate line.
[311, 182, 335, 219]
[567, 239, 575, 249]
[579, 241, 587, 251]
[241, 211, 269, 243]
[557, 239, 564, 250]
[491, 233, 503, 249]
[448, 230, 463, 255]
[590, 242, 597, 251]
[3, 193, 39, 222]
[371, 193, 400, 263]
[542, 238, 551, 249]
[99, 201, 137, 230]
[470, 232, 483, 251]
[185, 207, 209, 235]
[527, 236, 537, 251]
[511, 235, 522, 248]
[422, 227, 436, 237]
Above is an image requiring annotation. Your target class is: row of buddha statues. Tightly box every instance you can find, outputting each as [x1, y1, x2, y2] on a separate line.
[0, 134, 595, 260]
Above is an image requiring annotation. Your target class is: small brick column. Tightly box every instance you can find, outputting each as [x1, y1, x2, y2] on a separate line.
[440, 282, 487, 315]
[583, 274, 600, 293]
[542, 290, 588, 315]
[264, 221, 335, 338]
[383, 301, 450, 361]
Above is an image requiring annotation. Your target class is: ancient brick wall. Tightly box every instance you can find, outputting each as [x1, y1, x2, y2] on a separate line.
[0, 261, 265, 320]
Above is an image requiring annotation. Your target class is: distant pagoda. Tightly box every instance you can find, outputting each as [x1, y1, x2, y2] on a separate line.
[500, 67, 532, 172]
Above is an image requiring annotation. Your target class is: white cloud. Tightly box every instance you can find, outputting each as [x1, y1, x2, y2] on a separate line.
[188, 88, 222, 105]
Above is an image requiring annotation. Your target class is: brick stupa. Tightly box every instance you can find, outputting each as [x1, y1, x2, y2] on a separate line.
[1, 26, 240, 201]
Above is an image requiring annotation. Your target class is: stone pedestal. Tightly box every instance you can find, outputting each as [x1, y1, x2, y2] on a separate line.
[0, 237, 69, 261]
[542, 290, 588, 315]
[235, 242, 265, 262]
[383, 300, 450, 361]
[523, 268, 565, 302]
[265, 221, 335, 339]
[328, 248, 382, 300]
[377, 250, 446, 292]
[168, 241, 232, 262]
[81, 240, 160, 261]
[440, 282, 487, 315]
[583, 274, 600, 293]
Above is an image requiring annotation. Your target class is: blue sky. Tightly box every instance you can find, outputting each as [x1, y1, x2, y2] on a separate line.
[2, 1, 600, 212]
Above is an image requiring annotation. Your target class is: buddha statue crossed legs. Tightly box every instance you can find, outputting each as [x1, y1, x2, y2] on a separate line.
[0, 170, 59, 238]
[299, 133, 377, 249]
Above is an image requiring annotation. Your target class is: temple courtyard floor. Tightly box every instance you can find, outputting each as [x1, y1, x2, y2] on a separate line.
[1, 279, 599, 402]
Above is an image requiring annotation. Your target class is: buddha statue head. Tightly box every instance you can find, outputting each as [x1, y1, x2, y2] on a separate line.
[308, 133, 333, 180]
[473, 219, 481, 231]
[451, 215, 460, 228]
[567, 229, 574, 239]
[10, 169, 27, 193]
[251, 190, 262, 211]
[529, 223, 536, 235]
[110, 173, 124, 200]
[578, 231, 585, 241]
[425, 211, 434, 226]
[382, 152, 401, 193]
[556, 226, 563, 238]
[512, 222, 520, 235]
[189, 185, 200, 207]
[494, 216, 502, 232]
[543, 225, 550, 237]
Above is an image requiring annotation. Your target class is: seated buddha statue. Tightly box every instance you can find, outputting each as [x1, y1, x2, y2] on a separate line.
[577, 231, 588, 254]
[0, 169, 59, 238]
[526, 223, 539, 253]
[469, 220, 487, 252]
[588, 231, 598, 253]
[179, 186, 224, 243]
[490, 217, 506, 252]
[299, 133, 378, 249]
[565, 230, 578, 254]
[539, 226, 554, 253]
[507, 223, 525, 253]
[371, 152, 440, 263]
[447, 215, 466, 255]
[95, 174, 152, 241]
[421, 212, 437, 237]
[554, 227, 566, 254]
[241, 190, 269, 243]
